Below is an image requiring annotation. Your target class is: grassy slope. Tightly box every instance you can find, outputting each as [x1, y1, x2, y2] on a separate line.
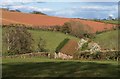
[101, 20, 118, 24]
[91, 20, 118, 24]
[93, 30, 119, 50]
[2, 28, 79, 54]
[29, 30, 79, 52]
[2, 57, 119, 77]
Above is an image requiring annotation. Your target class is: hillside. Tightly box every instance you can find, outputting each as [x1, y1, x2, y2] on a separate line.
[2, 28, 80, 54]
[93, 30, 119, 50]
[1, 9, 115, 33]
[29, 30, 79, 52]
[1, 9, 70, 26]
[91, 19, 118, 25]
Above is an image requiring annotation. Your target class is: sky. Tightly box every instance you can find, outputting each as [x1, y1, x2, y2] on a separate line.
[0, 0, 119, 19]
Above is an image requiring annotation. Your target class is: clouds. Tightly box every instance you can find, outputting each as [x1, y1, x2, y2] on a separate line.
[0, 1, 118, 19]
[10, 5, 52, 12]
[0, 0, 43, 6]
[1, 0, 43, 3]
[51, 3, 118, 19]
[75, 5, 117, 11]
[0, 0, 119, 2]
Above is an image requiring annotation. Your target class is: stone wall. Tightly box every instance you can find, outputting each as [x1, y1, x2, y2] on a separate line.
[3, 52, 49, 58]
[74, 50, 119, 61]
[54, 52, 73, 60]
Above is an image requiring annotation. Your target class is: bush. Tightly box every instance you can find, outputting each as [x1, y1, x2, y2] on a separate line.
[37, 37, 47, 52]
[74, 50, 119, 61]
[83, 33, 95, 39]
[90, 51, 101, 59]
[61, 22, 71, 34]
[54, 25, 62, 31]
[81, 42, 88, 51]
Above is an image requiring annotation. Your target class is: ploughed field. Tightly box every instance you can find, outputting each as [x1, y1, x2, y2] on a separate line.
[2, 57, 119, 77]
[1, 9, 115, 33]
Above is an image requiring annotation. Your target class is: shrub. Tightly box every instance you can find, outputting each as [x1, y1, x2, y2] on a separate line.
[61, 22, 71, 34]
[81, 42, 88, 51]
[90, 51, 101, 59]
[37, 37, 47, 52]
[73, 50, 119, 61]
[83, 33, 95, 39]
[54, 25, 62, 31]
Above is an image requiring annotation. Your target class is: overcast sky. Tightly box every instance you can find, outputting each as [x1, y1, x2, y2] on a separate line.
[0, 0, 119, 19]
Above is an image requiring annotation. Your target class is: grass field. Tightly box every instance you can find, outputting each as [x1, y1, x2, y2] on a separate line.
[29, 30, 80, 52]
[2, 57, 119, 77]
[100, 20, 118, 24]
[2, 28, 80, 54]
[92, 20, 118, 24]
[93, 29, 119, 50]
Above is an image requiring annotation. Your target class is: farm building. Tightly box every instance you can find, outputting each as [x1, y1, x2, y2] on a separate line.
[55, 39, 79, 59]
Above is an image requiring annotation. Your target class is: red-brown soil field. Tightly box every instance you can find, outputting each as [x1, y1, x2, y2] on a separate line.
[1, 9, 116, 33]
[60, 39, 79, 56]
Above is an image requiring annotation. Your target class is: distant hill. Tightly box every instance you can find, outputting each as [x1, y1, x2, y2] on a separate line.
[1, 9, 116, 33]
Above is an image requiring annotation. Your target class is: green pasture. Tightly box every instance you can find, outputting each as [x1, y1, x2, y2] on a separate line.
[2, 57, 119, 77]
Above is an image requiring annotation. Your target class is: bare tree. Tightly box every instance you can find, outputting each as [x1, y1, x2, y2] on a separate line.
[3, 26, 33, 54]
[62, 20, 92, 38]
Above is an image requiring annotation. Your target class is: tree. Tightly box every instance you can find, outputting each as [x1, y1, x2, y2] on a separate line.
[15, 9, 21, 12]
[3, 26, 33, 54]
[65, 21, 92, 38]
[31, 11, 46, 15]
[61, 22, 71, 34]
[37, 37, 46, 52]
[54, 25, 61, 31]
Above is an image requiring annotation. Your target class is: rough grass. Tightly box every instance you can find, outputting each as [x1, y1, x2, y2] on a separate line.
[93, 29, 119, 50]
[28, 30, 79, 52]
[2, 57, 119, 77]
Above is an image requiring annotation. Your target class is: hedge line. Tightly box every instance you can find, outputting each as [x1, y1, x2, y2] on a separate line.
[74, 50, 120, 61]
